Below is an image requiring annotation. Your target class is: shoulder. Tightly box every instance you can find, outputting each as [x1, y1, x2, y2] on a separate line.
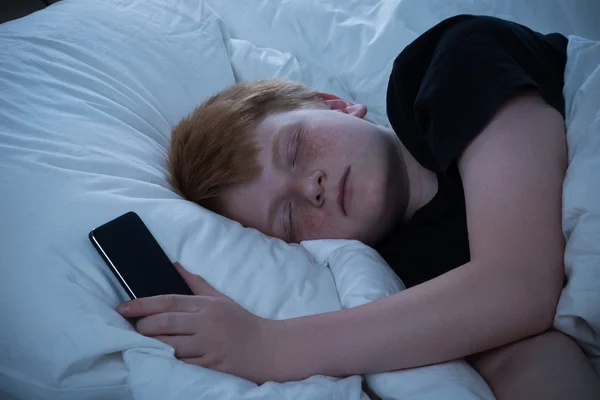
[385, 15, 522, 171]
[387, 15, 568, 173]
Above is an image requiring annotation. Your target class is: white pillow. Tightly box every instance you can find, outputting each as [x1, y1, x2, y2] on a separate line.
[0, 1, 364, 399]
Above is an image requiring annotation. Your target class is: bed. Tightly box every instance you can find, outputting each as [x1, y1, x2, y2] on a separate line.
[1, 1, 599, 399]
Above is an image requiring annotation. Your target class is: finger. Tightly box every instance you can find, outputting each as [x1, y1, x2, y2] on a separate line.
[136, 312, 197, 336]
[118, 295, 199, 318]
[173, 262, 223, 297]
[152, 335, 202, 358]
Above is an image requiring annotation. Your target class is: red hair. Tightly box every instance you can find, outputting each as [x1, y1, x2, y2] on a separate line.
[168, 79, 327, 211]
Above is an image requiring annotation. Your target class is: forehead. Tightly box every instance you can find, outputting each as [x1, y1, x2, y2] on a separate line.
[256, 108, 333, 134]
[255, 110, 300, 135]
[254, 109, 349, 155]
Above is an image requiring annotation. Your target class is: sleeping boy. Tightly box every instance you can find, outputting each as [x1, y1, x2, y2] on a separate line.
[118, 15, 600, 398]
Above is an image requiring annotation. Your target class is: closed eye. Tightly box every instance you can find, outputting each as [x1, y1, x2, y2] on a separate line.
[289, 127, 304, 168]
[283, 201, 295, 242]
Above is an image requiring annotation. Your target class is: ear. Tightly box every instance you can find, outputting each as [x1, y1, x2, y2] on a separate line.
[318, 92, 368, 118]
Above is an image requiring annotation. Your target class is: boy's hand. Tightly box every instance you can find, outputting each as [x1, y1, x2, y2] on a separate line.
[117, 262, 287, 384]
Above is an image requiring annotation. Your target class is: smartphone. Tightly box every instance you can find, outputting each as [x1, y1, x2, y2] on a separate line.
[89, 211, 193, 299]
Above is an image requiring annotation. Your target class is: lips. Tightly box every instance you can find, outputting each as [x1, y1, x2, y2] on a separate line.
[337, 166, 350, 216]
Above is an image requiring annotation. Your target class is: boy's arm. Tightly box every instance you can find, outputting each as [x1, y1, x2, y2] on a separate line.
[279, 90, 566, 378]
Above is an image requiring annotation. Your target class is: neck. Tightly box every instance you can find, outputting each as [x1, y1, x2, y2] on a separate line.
[398, 143, 438, 222]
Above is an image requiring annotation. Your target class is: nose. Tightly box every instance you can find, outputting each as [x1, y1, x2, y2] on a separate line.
[297, 169, 325, 207]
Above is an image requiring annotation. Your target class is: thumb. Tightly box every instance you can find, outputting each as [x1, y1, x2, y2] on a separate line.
[173, 262, 223, 297]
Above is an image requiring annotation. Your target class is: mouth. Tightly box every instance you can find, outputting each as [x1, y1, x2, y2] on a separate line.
[337, 166, 351, 216]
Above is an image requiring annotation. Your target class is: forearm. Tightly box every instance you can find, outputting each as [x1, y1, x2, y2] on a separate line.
[279, 258, 560, 380]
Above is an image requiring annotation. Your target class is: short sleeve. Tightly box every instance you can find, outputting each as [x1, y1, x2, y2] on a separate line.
[387, 15, 568, 172]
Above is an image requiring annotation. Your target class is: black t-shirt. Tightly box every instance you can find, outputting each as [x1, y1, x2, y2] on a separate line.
[374, 15, 568, 288]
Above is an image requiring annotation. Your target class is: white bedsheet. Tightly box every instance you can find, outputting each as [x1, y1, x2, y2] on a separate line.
[0, 1, 599, 399]
[556, 36, 600, 376]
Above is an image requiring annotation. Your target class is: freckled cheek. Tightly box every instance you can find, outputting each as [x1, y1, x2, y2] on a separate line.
[297, 208, 337, 239]
[303, 136, 339, 165]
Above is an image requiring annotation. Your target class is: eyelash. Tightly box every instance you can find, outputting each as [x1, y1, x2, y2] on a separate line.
[289, 129, 302, 167]
[286, 130, 303, 240]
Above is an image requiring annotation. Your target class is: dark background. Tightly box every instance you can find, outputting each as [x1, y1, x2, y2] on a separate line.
[0, 0, 61, 24]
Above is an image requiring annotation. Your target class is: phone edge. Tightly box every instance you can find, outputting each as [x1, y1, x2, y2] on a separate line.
[89, 230, 138, 300]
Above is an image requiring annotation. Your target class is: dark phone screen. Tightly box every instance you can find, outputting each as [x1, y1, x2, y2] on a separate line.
[90, 212, 193, 299]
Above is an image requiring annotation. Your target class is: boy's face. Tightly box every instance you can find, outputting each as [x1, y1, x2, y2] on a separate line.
[219, 102, 405, 245]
